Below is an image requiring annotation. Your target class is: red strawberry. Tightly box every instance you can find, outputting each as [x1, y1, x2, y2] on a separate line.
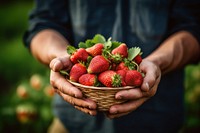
[86, 43, 104, 57]
[134, 55, 142, 65]
[111, 43, 128, 58]
[79, 73, 97, 86]
[98, 70, 122, 87]
[68, 47, 89, 64]
[116, 69, 127, 86]
[87, 55, 110, 74]
[125, 70, 143, 86]
[116, 62, 129, 71]
[69, 63, 87, 82]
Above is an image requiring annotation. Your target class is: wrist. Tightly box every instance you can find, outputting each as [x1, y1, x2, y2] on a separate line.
[144, 53, 171, 74]
[31, 29, 70, 65]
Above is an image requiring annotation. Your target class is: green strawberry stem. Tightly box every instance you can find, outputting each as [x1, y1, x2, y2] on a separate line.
[60, 70, 69, 76]
[131, 61, 139, 71]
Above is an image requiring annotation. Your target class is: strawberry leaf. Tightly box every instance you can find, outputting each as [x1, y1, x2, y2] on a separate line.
[85, 39, 94, 48]
[104, 37, 112, 49]
[78, 42, 87, 48]
[111, 41, 122, 50]
[92, 34, 106, 44]
[67, 45, 77, 55]
[128, 47, 141, 60]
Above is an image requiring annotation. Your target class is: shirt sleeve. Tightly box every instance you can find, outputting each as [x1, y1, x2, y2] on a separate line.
[168, 0, 200, 44]
[23, 0, 73, 49]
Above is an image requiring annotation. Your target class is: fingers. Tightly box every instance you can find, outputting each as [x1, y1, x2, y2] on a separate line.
[51, 70, 97, 115]
[50, 70, 82, 98]
[56, 89, 97, 112]
[107, 98, 147, 119]
[49, 55, 72, 72]
[49, 56, 98, 115]
[115, 88, 143, 100]
[74, 106, 97, 116]
[115, 87, 156, 101]
[55, 89, 97, 116]
[139, 60, 161, 92]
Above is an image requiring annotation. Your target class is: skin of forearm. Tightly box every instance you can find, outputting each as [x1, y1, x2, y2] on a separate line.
[146, 31, 200, 74]
[30, 29, 70, 65]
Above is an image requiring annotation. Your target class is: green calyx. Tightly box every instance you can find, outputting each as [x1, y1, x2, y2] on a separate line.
[112, 74, 122, 87]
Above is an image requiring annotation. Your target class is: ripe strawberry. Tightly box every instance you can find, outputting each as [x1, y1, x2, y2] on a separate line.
[69, 63, 87, 82]
[87, 55, 110, 74]
[125, 70, 143, 86]
[134, 55, 142, 65]
[67, 46, 89, 64]
[79, 73, 97, 86]
[111, 43, 128, 58]
[98, 70, 122, 87]
[116, 62, 129, 71]
[116, 69, 127, 86]
[86, 43, 104, 57]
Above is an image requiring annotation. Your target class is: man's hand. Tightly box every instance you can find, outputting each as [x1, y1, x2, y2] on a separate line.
[106, 59, 161, 118]
[49, 55, 98, 116]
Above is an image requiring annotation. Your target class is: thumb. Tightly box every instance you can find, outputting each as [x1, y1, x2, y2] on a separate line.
[49, 55, 72, 72]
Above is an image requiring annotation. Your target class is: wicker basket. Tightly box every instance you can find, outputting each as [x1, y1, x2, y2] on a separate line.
[68, 80, 135, 111]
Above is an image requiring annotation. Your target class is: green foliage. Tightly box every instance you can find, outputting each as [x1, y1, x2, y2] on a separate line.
[0, 73, 54, 133]
[0, 1, 53, 133]
[184, 63, 200, 131]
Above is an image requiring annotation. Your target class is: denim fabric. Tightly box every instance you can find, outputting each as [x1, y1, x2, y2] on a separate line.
[23, 0, 200, 133]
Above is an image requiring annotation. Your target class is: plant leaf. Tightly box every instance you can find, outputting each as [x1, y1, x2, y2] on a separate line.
[85, 39, 94, 48]
[111, 41, 122, 50]
[78, 42, 87, 48]
[67, 45, 77, 55]
[92, 34, 106, 44]
[104, 37, 112, 49]
[128, 47, 141, 60]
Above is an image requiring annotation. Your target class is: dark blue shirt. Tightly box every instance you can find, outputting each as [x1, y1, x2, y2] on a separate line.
[23, 0, 200, 133]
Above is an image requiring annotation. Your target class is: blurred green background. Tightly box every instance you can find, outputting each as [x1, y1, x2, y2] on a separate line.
[0, 0, 199, 133]
[0, 1, 54, 133]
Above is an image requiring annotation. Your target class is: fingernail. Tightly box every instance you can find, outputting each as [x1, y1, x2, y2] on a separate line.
[116, 95, 122, 99]
[89, 105, 93, 109]
[74, 94, 78, 98]
[54, 61, 60, 70]
[110, 107, 117, 114]
[146, 82, 150, 90]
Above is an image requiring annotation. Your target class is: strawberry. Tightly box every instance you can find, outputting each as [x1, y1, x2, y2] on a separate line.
[134, 55, 142, 65]
[69, 63, 87, 82]
[79, 73, 97, 86]
[87, 55, 110, 74]
[125, 70, 143, 86]
[67, 46, 89, 64]
[111, 43, 128, 58]
[116, 62, 129, 71]
[116, 69, 127, 86]
[98, 70, 122, 87]
[86, 43, 104, 57]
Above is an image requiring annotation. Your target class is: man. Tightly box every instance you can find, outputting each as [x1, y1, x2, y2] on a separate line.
[23, 0, 200, 133]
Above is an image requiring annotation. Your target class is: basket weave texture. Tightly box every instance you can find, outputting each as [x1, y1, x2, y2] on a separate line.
[68, 80, 134, 111]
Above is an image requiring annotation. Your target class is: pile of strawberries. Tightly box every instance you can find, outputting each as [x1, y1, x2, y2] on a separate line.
[63, 34, 144, 88]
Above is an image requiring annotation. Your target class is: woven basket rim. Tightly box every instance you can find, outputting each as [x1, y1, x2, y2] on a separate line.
[68, 80, 135, 90]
